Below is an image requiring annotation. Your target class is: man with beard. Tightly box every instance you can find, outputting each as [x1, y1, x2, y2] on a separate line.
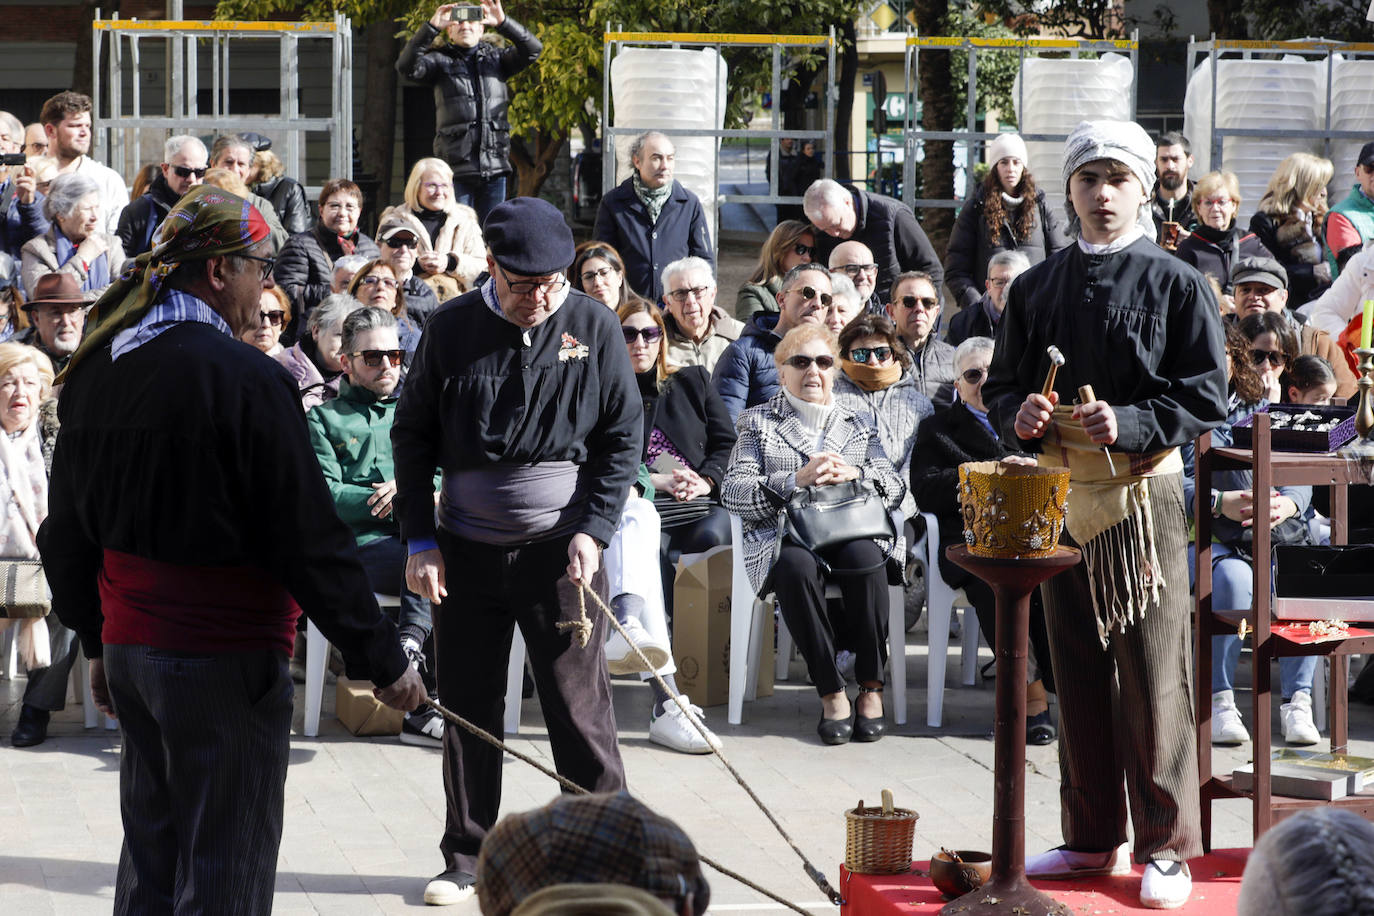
[17, 273, 89, 374]
[1151, 131, 1196, 250]
[38, 91, 128, 235]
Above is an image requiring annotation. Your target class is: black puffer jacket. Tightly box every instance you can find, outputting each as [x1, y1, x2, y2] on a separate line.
[273, 225, 380, 335]
[943, 184, 1070, 309]
[810, 188, 943, 304]
[255, 175, 312, 236]
[396, 19, 542, 181]
[115, 172, 181, 258]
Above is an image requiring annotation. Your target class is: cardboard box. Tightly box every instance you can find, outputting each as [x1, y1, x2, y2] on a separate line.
[672, 545, 772, 708]
[335, 677, 404, 736]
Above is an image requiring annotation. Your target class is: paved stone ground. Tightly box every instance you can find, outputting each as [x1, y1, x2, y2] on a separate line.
[5, 621, 1372, 915]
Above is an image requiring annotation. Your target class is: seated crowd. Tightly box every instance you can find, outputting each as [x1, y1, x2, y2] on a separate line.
[9, 75, 1374, 914]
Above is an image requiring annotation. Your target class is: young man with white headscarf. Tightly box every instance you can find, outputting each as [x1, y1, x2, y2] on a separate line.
[983, 120, 1228, 910]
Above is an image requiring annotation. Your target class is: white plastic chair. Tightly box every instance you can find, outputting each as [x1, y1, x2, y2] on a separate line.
[727, 512, 907, 726]
[920, 512, 981, 728]
[0, 625, 16, 679]
[304, 595, 526, 738]
[68, 646, 117, 730]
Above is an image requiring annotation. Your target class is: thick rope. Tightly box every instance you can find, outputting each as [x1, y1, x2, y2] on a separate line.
[423, 697, 821, 915]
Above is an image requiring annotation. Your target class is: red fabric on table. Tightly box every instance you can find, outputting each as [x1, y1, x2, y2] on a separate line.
[99, 548, 301, 655]
[840, 849, 1249, 915]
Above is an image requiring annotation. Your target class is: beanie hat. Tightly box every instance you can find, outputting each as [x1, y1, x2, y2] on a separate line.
[987, 133, 1029, 167]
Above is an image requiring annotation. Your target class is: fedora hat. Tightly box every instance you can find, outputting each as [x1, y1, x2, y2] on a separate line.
[23, 273, 93, 311]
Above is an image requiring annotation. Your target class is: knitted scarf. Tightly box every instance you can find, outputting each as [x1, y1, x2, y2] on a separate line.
[633, 173, 673, 225]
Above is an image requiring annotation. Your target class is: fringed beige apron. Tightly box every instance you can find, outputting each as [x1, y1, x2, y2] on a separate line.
[1040, 407, 1182, 647]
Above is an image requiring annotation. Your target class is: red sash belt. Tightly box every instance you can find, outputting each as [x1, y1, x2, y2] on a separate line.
[99, 549, 301, 655]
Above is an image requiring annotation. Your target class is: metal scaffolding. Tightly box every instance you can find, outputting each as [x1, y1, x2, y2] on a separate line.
[91, 13, 353, 198]
[901, 34, 1139, 211]
[602, 30, 836, 248]
[1186, 37, 1374, 172]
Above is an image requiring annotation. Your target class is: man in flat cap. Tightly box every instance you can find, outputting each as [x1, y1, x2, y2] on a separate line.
[983, 120, 1227, 910]
[393, 196, 641, 906]
[38, 184, 426, 914]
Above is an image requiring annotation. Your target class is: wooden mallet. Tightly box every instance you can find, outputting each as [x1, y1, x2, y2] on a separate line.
[1078, 383, 1117, 477]
[1041, 345, 1064, 398]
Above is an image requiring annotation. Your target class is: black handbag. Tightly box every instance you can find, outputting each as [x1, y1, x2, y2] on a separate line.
[779, 479, 895, 576]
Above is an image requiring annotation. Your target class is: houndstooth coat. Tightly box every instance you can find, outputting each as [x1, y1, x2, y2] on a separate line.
[721, 391, 906, 595]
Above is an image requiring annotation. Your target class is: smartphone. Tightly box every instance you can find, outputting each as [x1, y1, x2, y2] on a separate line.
[449, 5, 483, 21]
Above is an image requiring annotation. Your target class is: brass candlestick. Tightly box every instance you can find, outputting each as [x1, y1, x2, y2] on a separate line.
[1356, 348, 1374, 439]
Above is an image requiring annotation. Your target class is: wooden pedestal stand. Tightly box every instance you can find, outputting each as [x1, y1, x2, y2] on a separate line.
[939, 546, 1080, 916]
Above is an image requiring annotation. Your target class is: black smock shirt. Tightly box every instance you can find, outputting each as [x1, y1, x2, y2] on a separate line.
[984, 235, 1228, 454]
[391, 286, 641, 549]
[37, 321, 410, 687]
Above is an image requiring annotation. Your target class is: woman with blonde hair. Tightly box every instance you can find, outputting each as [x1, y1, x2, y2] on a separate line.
[402, 157, 485, 300]
[1249, 152, 1335, 306]
[0, 343, 71, 748]
[1174, 170, 1272, 304]
[735, 220, 815, 319]
[249, 147, 311, 235]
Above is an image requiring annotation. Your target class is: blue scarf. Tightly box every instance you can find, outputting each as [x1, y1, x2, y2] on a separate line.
[54, 225, 110, 292]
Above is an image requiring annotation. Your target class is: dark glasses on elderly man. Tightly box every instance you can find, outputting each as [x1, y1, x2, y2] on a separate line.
[899, 295, 939, 310]
[847, 346, 892, 364]
[622, 326, 663, 344]
[784, 354, 835, 371]
[170, 165, 207, 179]
[350, 349, 405, 368]
[791, 286, 833, 307]
[384, 234, 419, 249]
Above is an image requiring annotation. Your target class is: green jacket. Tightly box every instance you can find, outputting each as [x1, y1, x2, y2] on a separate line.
[307, 379, 402, 547]
[1328, 184, 1374, 275]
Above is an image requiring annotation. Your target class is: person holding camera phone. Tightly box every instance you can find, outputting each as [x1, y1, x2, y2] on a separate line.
[0, 111, 47, 261]
[396, 1, 542, 225]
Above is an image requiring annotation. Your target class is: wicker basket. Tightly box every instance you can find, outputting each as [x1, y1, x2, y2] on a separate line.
[958, 460, 1070, 559]
[844, 789, 918, 875]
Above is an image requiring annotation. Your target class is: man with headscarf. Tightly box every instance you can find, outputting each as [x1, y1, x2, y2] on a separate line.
[36, 184, 426, 914]
[983, 120, 1227, 910]
[393, 196, 641, 906]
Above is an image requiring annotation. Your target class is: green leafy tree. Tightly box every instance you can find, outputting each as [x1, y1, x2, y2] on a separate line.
[1241, 0, 1374, 39]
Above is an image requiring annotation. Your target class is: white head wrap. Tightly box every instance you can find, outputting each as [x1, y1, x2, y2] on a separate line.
[1061, 119, 1157, 238]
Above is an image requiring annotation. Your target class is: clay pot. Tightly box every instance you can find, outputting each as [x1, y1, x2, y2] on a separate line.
[929, 849, 992, 899]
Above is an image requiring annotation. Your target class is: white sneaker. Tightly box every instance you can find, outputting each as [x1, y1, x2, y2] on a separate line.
[423, 869, 475, 906]
[1211, 690, 1250, 746]
[604, 617, 670, 675]
[1281, 690, 1321, 746]
[1025, 842, 1132, 879]
[1140, 860, 1191, 909]
[649, 698, 722, 754]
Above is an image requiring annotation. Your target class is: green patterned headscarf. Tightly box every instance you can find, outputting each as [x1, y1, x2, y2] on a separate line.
[59, 184, 272, 383]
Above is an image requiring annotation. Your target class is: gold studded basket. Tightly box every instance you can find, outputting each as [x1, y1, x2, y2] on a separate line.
[844, 789, 919, 875]
[957, 461, 1070, 559]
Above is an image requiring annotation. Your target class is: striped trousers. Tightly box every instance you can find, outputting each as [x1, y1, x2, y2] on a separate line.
[104, 645, 293, 915]
[1041, 471, 1203, 863]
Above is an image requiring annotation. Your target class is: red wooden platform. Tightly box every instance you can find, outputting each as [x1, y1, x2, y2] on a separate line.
[839, 849, 1249, 915]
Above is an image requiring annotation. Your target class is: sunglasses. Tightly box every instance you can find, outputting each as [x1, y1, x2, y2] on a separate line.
[793, 242, 815, 257]
[257, 309, 285, 327]
[899, 295, 940, 311]
[360, 275, 399, 290]
[350, 349, 405, 368]
[784, 354, 835, 371]
[622, 325, 663, 344]
[384, 235, 419, 249]
[847, 346, 892, 364]
[961, 367, 988, 384]
[170, 165, 207, 179]
[791, 285, 833, 307]
[1250, 348, 1285, 367]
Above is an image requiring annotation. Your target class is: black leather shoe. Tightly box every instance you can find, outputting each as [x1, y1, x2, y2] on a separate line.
[853, 686, 887, 742]
[1026, 710, 1057, 746]
[817, 713, 853, 746]
[11, 704, 50, 748]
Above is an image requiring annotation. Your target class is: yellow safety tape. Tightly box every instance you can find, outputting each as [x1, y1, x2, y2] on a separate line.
[1203, 39, 1374, 52]
[906, 35, 1136, 49]
[93, 19, 338, 33]
[604, 31, 831, 46]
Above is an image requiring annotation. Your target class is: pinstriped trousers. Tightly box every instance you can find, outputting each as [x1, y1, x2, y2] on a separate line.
[1040, 472, 1203, 864]
[104, 645, 293, 915]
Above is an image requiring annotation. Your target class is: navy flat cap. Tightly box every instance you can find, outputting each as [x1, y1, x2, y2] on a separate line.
[483, 197, 576, 276]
